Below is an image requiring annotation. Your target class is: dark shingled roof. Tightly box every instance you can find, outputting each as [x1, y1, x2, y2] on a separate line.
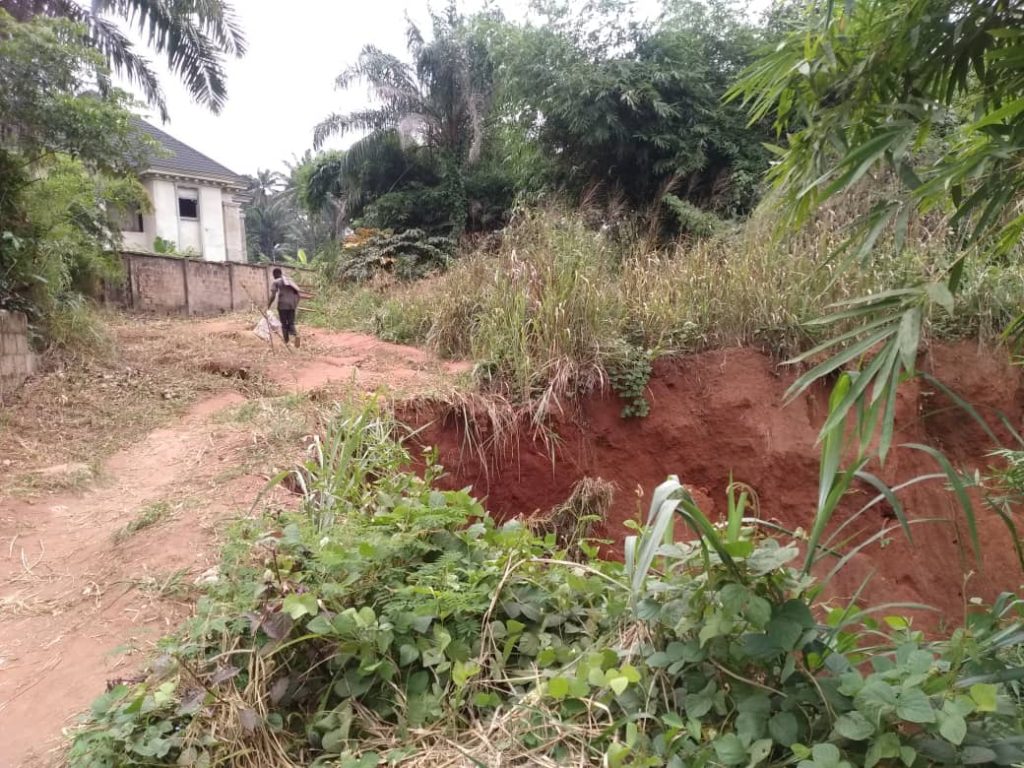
[132, 116, 245, 186]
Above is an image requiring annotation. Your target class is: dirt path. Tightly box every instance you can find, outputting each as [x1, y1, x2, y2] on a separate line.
[0, 316, 466, 767]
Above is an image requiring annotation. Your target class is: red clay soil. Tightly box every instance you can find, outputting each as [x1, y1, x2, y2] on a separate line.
[406, 342, 1024, 627]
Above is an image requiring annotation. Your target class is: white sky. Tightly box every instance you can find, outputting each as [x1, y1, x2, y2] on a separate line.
[123, 0, 768, 177]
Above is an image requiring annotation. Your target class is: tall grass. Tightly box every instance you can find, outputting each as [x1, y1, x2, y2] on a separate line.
[311, 206, 1024, 401]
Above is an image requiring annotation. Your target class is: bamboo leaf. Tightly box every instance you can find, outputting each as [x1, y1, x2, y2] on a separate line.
[785, 325, 898, 403]
[904, 444, 981, 565]
[855, 470, 913, 542]
[897, 306, 922, 373]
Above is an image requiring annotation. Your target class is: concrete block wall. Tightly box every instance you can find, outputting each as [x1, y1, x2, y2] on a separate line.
[0, 310, 36, 401]
[114, 253, 313, 316]
[130, 254, 188, 312]
[186, 260, 233, 314]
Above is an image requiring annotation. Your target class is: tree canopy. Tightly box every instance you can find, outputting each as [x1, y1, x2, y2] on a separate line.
[0, 10, 147, 341]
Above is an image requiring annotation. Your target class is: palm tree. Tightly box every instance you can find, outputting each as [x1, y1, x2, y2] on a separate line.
[313, 5, 491, 164]
[245, 194, 291, 262]
[1, 0, 246, 119]
[245, 168, 286, 206]
[312, 5, 493, 233]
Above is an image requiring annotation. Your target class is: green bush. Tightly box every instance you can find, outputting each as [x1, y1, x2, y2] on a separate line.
[67, 405, 1024, 767]
[0, 12, 148, 347]
[335, 229, 454, 284]
[361, 185, 452, 233]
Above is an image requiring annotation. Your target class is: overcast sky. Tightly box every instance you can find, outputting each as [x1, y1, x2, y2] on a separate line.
[124, 1, 768, 177]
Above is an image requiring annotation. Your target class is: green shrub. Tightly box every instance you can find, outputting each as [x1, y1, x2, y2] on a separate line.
[335, 229, 454, 283]
[68, 405, 1024, 767]
[362, 185, 452, 233]
[662, 194, 724, 238]
[608, 345, 654, 418]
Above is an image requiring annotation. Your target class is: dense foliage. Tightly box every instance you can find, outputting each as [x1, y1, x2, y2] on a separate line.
[489, 0, 772, 216]
[297, 0, 772, 241]
[67, 405, 1024, 767]
[243, 158, 343, 263]
[730, 0, 1024, 447]
[0, 10, 147, 345]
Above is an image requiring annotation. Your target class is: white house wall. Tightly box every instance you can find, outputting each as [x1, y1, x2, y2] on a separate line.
[198, 186, 226, 261]
[120, 175, 247, 262]
[223, 198, 246, 262]
[150, 179, 179, 244]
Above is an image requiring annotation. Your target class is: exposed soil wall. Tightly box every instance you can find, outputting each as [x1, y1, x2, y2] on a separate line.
[404, 343, 1024, 624]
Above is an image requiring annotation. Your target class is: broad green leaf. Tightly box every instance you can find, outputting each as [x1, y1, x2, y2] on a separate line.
[282, 593, 318, 620]
[714, 734, 748, 766]
[321, 728, 346, 754]
[896, 687, 935, 724]
[834, 711, 875, 740]
[547, 677, 570, 700]
[608, 676, 629, 695]
[667, 639, 702, 662]
[865, 732, 902, 768]
[398, 644, 419, 666]
[737, 711, 767, 745]
[747, 738, 773, 766]
[769, 711, 799, 746]
[647, 651, 671, 668]
[938, 712, 967, 745]
[568, 677, 590, 698]
[856, 679, 898, 722]
[969, 683, 998, 712]
[406, 670, 429, 695]
[810, 743, 842, 768]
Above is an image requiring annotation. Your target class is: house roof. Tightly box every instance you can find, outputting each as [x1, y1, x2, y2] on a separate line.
[131, 116, 246, 187]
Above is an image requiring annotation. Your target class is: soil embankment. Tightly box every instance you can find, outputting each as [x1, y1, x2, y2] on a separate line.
[408, 342, 1024, 623]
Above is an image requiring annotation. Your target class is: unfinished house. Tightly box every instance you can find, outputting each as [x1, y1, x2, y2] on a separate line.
[119, 117, 249, 262]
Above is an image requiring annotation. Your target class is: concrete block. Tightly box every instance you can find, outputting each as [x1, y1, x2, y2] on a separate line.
[1, 311, 27, 333]
[0, 355, 16, 378]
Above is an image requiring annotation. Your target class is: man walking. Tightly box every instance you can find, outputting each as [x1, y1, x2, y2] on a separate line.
[268, 267, 302, 347]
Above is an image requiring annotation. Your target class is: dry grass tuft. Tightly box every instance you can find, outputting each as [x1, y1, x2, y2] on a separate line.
[314, 204, 1024, 404]
[527, 476, 616, 558]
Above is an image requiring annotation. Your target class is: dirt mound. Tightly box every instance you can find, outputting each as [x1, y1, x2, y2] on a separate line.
[406, 343, 1024, 622]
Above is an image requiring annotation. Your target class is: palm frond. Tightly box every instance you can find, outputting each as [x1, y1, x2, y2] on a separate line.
[81, 12, 168, 119]
[10, 0, 244, 115]
[313, 108, 405, 149]
[335, 46, 420, 100]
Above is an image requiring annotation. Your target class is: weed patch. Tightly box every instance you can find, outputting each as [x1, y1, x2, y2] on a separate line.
[68, 406, 1024, 767]
[113, 502, 173, 543]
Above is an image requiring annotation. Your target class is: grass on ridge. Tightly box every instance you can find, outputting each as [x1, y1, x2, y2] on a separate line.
[308, 207, 1024, 403]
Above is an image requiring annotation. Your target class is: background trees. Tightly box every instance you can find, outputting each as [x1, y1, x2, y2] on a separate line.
[310, 5, 498, 236]
[489, 0, 772, 218]
[298, 0, 774, 246]
[0, 10, 147, 344]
